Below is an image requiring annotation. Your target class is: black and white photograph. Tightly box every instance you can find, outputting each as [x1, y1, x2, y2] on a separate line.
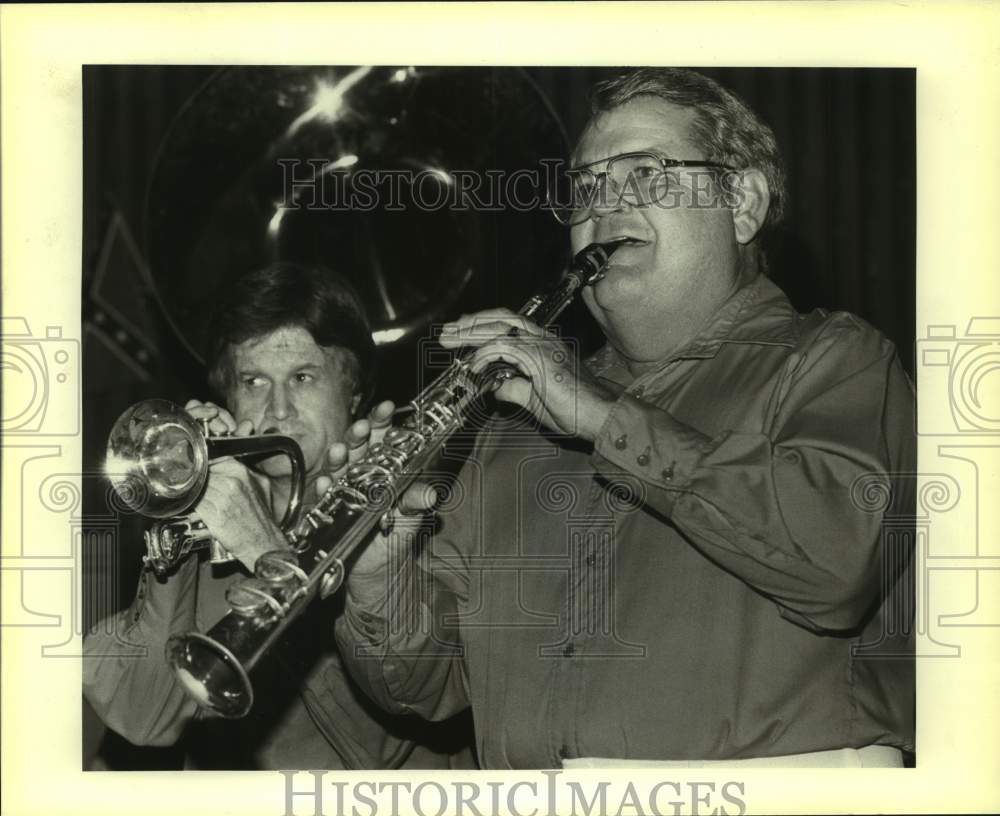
[80, 64, 917, 776]
[2, 4, 999, 816]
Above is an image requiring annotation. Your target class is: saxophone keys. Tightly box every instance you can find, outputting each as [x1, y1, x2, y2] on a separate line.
[255, 549, 308, 590]
[318, 560, 345, 600]
[226, 579, 284, 617]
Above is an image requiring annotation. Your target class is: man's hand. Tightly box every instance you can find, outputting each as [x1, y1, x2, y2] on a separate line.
[438, 309, 617, 442]
[183, 399, 287, 572]
[314, 401, 438, 599]
[184, 399, 246, 437]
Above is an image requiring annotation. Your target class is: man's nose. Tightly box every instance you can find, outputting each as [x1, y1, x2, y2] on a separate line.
[267, 384, 295, 420]
[587, 174, 628, 221]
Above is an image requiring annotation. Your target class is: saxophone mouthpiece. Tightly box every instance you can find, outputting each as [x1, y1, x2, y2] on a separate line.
[572, 238, 629, 286]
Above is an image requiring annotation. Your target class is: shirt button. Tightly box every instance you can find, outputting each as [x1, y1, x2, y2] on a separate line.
[637, 446, 651, 466]
[614, 434, 628, 450]
[631, 385, 645, 397]
[662, 463, 675, 481]
[563, 643, 576, 657]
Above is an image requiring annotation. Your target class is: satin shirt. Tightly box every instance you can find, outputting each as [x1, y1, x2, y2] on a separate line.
[338, 275, 916, 769]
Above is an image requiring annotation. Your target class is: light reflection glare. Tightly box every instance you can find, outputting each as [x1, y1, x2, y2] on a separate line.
[424, 166, 453, 186]
[391, 67, 416, 83]
[285, 67, 372, 137]
[323, 154, 359, 172]
[104, 454, 130, 480]
[268, 207, 287, 238]
[372, 328, 406, 345]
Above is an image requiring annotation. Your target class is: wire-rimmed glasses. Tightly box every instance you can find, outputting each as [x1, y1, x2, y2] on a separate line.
[547, 151, 736, 227]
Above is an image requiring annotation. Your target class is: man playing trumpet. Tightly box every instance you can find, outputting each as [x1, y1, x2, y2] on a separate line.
[85, 261, 472, 769]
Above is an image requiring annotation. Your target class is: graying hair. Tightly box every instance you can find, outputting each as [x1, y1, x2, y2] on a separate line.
[590, 68, 787, 231]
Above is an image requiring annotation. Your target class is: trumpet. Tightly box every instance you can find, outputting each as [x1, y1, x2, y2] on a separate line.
[161, 240, 627, 718]
[105, 399, 306, 575]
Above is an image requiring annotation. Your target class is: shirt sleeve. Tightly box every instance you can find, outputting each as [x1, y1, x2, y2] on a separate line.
[591, 314, 916, 633]
[82, 557, 203, 746]
[335, 524, 472, 723]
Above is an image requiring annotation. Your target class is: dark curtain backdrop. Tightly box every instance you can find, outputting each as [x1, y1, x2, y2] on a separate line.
[81, 66, 914, 767]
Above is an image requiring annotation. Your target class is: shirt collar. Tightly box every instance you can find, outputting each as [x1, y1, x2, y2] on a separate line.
[585, 275, 800, 388]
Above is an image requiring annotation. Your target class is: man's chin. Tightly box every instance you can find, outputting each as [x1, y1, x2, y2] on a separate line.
[253, 453, 298, 479]
[589, 265, 642, 308]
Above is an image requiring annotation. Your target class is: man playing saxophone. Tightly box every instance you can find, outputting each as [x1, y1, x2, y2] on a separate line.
[334, 68, 916, 768]
[84, 261, 472, 769]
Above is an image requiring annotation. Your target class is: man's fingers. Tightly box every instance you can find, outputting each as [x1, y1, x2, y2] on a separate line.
[439, 321, 520, 349]
[184, 400, 237, 435]
[345, 418, 371, 463]
[345, 418, 371, 447]
[439, 313, 542, 349]
[445, 308, 519, 329]
[367, 400, 396, 447]
[369, 400, 395, 429]
[208, 457, 242, 476]
[397, 482, 439, 515]
[235, 418, 254, 436]
[468, 342, 543, 381]
[493, 376, 534, 410]
[315, 474, 333, 497]
[326, 441, 349, 477]
[212, 405, 239, 433]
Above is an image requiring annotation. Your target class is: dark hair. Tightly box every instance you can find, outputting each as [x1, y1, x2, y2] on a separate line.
[205, 261, 375, 411]
[590, 68, 787, 231]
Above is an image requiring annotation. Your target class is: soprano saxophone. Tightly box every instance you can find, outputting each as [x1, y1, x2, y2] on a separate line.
[166, 239, 627, 717]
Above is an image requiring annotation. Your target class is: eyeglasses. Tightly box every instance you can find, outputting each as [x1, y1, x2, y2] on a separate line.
[546, 151, 736, 226]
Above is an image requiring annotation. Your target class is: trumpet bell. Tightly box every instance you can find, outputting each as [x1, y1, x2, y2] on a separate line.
[106, 399, 210, 518]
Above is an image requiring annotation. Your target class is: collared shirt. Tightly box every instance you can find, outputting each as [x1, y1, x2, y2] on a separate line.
[337, 275, 916, 769]
[83, 552, 474, 769]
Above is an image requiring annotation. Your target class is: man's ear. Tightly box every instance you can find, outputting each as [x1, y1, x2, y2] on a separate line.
[730, 169, 770, 245]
